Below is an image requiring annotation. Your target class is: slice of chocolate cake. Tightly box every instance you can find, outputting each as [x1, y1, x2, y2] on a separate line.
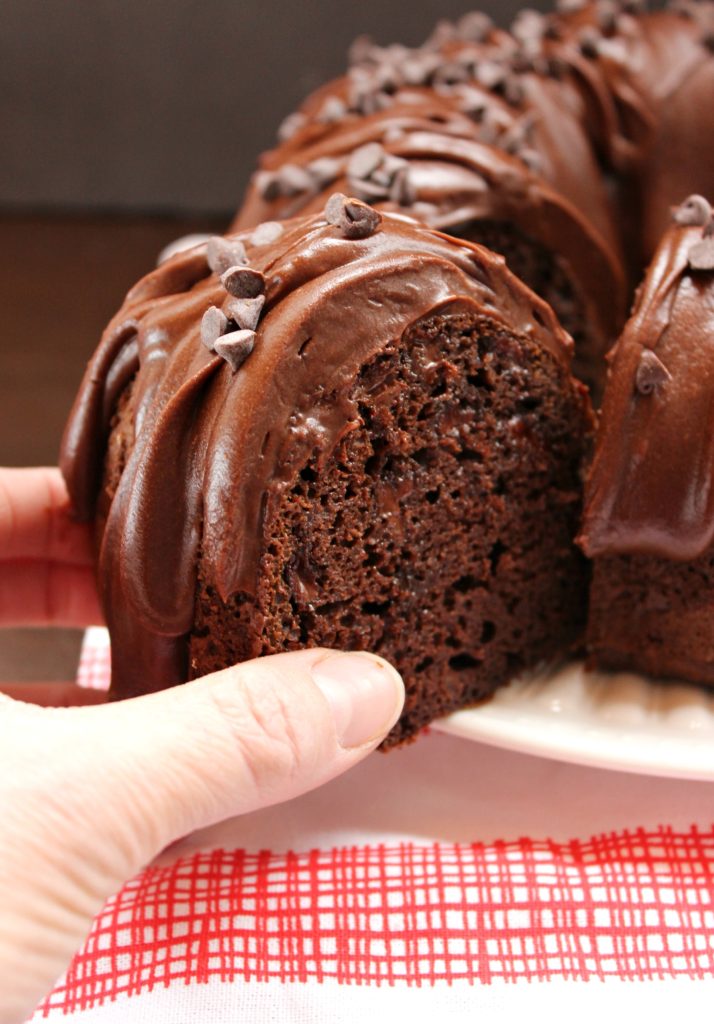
[579, 195, 714, 683]
[62, 198, 593, 746]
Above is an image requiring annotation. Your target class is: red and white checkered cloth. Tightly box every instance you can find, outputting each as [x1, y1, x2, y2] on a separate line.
[31, 629, 714, 1020]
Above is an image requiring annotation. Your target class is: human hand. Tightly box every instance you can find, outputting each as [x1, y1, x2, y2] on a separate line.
[0, 468, 405, 1023]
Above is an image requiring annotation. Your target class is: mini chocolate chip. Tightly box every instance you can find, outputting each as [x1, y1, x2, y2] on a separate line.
[432, 61, 470, 86]
[347, 142, 385, 181]
[318, 95, 348, 124]
[324, 193, 382, 239]
[226, 295, 266, 331]
[596, 0, 619, 33]
[348, 177, 390, 202]
[401, 53, 440, 85]
[673, 194, 712, 227]
[425, 19, 459, 49]
[503, 75, 525, 106]
[688, 238, 714, 271]
[635, 349, 672, 395]
[520, 148, 544, 174]
[157, 232, 213, 266]
[200, 306, 228, 351]
[621, 0, 645, 13]
[475, 60, 507, 89]
[254, 170, 282, 202]
[207, 237, 248, 275]
[277, 111, 307, 143]
[512, 9, 547, 45]
[307, 156, 342, 188]
[277, 163, 316, 197]
[383, 126, 407, 144]
[250, 221, 284, 246]
[578, 27, 601, 57]
[456, 11, 493, 41]
[214, 329, 256, 372]
[349, 34, 377, 66]
[389, 166, 417, 206]
[371, 165, 395, 189]
[220, 265, 266, 298]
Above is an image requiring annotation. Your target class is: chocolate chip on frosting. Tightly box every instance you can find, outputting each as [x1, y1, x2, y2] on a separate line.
[578, 27, 602, 58]
[688, 238, 714, 271]
[635, 349, 672, 395]
[250, 221, 284, 247]
[307, 156, 342, 189]
[475, 60, 508, 90]
[596, 0, 620, 33]
[226, 295, 266, 331]
[214, 330, 256, 372]
[276, 111, 307, 143]
[347, 142, 385, 181]
[276, 163, 317, 197]
[200, 306, 228, 351]
[673, 194, 712, 227]
[207, 237, 248, 275]
[455, 12, 493, 42]
[317, 95, 348, 124]
[390, 165, 417, 206]
[324, 193, 382, 239]
[512, 9, 548, 47]
[221, 265, 266, 299]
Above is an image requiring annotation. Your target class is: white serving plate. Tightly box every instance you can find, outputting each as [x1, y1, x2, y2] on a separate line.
[79, 629, 714, 781]
[433, 660, 714, 781]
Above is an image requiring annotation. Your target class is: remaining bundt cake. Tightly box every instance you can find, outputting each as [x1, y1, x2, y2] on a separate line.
[579, 195, 714, 683]
[61, 201, 593, 746]
[231, 9, 626, 396]
[231, 0, 714, 397]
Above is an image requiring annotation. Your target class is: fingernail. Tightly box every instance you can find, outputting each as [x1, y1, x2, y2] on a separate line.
[311, 652, 405, 748]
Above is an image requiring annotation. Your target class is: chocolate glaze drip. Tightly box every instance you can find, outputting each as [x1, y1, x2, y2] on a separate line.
[579, 207, 714, 561]
[60, 210, 573, 698]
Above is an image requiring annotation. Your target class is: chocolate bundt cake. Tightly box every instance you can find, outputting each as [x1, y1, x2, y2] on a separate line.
[60, 1, 714, 736]
[61, 202, 592, 746]
[232, 0, 714, 397]
[579, 195, 714, 683]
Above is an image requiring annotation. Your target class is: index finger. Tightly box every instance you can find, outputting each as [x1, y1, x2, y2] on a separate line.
[0, 682, 108, 707]
[0, 467, 95, 566]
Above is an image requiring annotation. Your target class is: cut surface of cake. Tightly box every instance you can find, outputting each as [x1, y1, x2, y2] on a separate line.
[61, 201, 593, 745]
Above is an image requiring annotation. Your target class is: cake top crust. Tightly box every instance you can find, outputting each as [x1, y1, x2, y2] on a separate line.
[580, 195, 714, 561]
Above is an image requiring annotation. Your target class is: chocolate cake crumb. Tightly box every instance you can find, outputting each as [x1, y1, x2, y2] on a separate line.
[189, 310, 589, 747]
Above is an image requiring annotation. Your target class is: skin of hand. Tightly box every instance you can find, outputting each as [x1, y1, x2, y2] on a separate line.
[0, 468, 405, 1023]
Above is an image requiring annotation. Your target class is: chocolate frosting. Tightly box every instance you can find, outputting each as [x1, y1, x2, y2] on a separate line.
[542, 3, 714, 261]
[61, 208, 574, 697]
[234, 1, 714, 303]
[579, 200, 714, 561]
[233, 82, 626, 355]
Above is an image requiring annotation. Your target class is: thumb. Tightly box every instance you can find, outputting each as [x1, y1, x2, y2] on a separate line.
[0, 648, 404, 1022]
